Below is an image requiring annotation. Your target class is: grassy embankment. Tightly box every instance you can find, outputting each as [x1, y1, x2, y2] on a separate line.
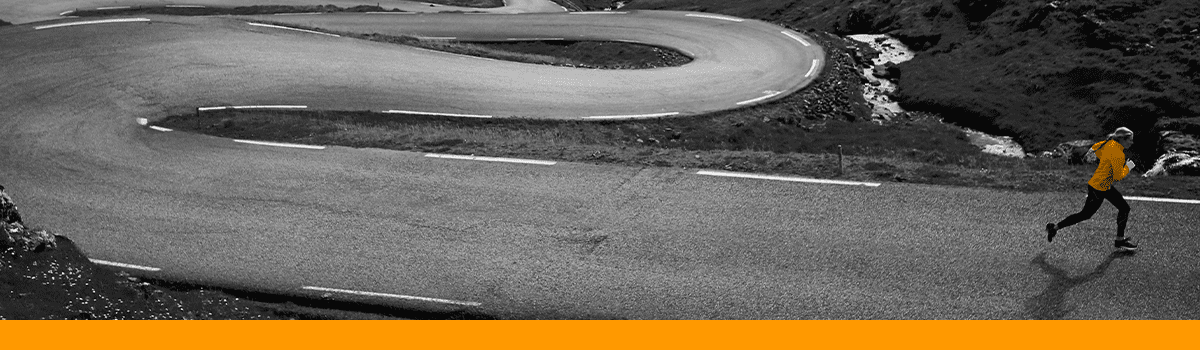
[627, 0, 1200, 161]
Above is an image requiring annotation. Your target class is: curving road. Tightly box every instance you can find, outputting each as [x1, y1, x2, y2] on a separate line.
[2, 1, 1198, 319]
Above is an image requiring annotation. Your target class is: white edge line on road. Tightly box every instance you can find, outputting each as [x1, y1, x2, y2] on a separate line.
[782, 31, 811, 46]
[89, 259, 162, 271]
[231, 105, 308, 109]
[383, 110, 492, 118]
[247, 22, 340, 37]
[685, 13, 744, 22]
[806, 59, 821, 77]
[736, 91, 784, 106]
[234, 139, 326, 150]
[506, 38, 564, 41]
[34, 18, 150, 30]
[570, 11, 627, 15]
[199, 105, 307, 111]
[425, 153, 556, 166]
[303, 286, 481, 307]
[1126, 196, 1200, 205]
[697, 170, 881, 187]
[96, 6, 131, 10]
[165, 5, 205, 8]
[416, 36, 457, 40]
[365, 12, 415, 14]
[59, 10, 75, 16]
[273, 12, 324, 16]
[149, 126, 173, 132]
[583, 112, 680, 120]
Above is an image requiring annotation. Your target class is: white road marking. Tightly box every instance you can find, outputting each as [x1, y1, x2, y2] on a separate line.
[697, 170, 882, 187]
[90, 259, 162, 271]
[273, 12, 324, 16]
[136, 118, 148, 126]
[58, 10, 75, 16]
[1126, 196, 1200, 205]
[96, 6, 131, 10]
[383, 110, 492, 118]
[303, 286, 482, 306]
[425, 153, 556, 166]
[570, 11, 627, 15]
[34, 18, 150, 30]
[232, 105, 307, 110]
[583, 112, 680, 120]
[233, 139, 326, 150]
[165, 5, 205, 8]
[199, 105, 307, 111]
[685, 13, 744, 22]
[736, 91, 784, 106]
[782, 31, 811, 46]
[806, 59, 820, 77]
[149, 126, 173, 132]
[416, 36, 457, 40]
[506, 38, 564, 41]
[365, 12, 414, 14]
[247, 22, 340, 37]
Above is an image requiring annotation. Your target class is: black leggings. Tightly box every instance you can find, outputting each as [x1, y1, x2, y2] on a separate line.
[1057, 185, 1129, 237]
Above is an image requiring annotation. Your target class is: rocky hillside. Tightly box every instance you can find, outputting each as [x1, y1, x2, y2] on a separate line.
[628, 0, 1200, 162]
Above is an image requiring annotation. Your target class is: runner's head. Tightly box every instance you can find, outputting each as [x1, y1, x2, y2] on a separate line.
[1108, 127, 1134, 148]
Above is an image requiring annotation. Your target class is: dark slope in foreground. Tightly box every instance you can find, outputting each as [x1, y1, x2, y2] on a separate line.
[628, 0, 1199, 160]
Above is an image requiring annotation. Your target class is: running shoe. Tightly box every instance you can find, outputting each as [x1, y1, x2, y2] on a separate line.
[1114, 237, 1138, 251]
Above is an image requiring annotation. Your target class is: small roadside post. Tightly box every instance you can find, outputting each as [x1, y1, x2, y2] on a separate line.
[838, 145, 844, 176]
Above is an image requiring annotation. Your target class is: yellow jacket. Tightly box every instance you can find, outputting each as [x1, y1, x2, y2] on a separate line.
[1088, 140, 1129, 191]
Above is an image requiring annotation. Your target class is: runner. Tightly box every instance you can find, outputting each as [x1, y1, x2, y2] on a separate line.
[1046, 127, 1139, 251]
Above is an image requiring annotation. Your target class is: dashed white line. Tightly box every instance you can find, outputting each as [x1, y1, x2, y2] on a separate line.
[90, 259, 162, 271]
[697, 170, 882, 187]
[782, 31, 811, 46]
[165, 4, 205, 8]
[685, 13, 744, 22]
[232, 105, 307, 110]
[382, 110, 492, 118]
[96, 6, 131, 10]
[247, 22, 340, 37]
[303, 286, 481, 306]
[425, 153, 556, 166]
[34, 18, 150, 30]
[58, 10, 75, 16]
[583, 112, 680, 120]
[136, 118, 148, 126]
[806, 59, 821, 77]
[198, 105, 307, 111]
[149, 126, 173, 132]
[233, 139, 326, 150]
[506, 38, 564, 41]
[736, 91, 784, 106]
[1126, 196, 1200, 205]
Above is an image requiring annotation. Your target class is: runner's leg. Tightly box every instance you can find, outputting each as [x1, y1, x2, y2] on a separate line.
[1057, 185, 1104, 230]
[1104, 186, 1131, 238]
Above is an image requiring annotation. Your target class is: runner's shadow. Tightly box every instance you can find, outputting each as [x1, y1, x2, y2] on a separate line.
[1024, 251, 1134, 320]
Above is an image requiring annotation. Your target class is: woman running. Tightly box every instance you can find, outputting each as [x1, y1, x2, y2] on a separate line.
[1046, 127, 1138, 251]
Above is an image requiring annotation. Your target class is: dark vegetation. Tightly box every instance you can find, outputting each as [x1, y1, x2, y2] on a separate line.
[0, 19, 10, 26]
[627, 0, 1200, 163]
[468, 40, 692, 69]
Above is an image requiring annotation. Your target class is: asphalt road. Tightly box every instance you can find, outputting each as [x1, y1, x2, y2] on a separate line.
[1, 2, 1197, 319]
